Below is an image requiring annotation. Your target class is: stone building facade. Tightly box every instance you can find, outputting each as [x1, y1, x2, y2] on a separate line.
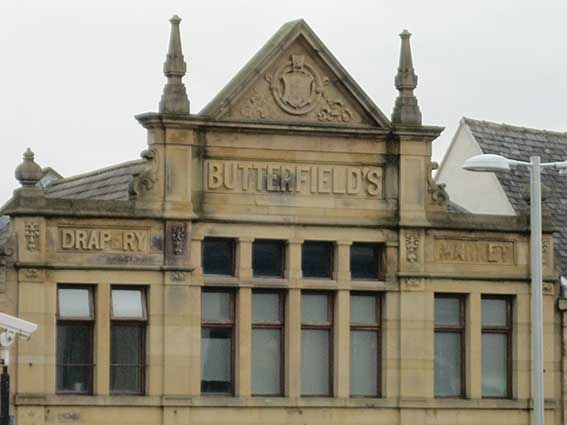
[0, 16, 564, 425]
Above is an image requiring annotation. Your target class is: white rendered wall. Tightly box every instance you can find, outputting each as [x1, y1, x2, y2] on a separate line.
[436, 123, 516, 216]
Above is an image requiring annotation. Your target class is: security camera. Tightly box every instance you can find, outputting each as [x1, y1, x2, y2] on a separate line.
[0, 312, 38, 342]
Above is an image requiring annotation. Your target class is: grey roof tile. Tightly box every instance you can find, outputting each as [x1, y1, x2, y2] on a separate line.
[45, 160, 145, 201]
[464, 117, 567, 275]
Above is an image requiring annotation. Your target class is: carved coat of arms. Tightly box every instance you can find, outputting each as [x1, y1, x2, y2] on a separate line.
[266, 55, 325, 115]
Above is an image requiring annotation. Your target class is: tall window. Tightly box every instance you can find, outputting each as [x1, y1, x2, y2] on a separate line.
[110, 287, 147, 394]
[482, 296, 512, 398]
[56, 286, 94, 394]
[302, 241, 333, 279]
[350, 243, 383, 280]
[434, 295, 464, 397]
[252, 291, 284, 396]
[202, 238, 235, 275]
[350, 293, 380, 397]
[252, 240, 285, 277]
[201, 290, 234, 395]
[301, 292, 333, 396]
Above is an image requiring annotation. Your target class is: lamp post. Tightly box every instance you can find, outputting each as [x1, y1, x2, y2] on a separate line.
[463, 154, 567, 425]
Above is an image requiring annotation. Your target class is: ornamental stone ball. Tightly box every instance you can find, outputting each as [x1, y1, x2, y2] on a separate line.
[15, 148, 43, 187]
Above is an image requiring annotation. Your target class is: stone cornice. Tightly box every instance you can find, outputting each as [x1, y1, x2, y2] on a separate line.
[135, 112, 443, 140]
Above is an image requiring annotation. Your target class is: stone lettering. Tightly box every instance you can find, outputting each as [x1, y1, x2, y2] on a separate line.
[59, 228, 150, 254]
[434, 238, 515, 265]
[204, 160, 382, 198]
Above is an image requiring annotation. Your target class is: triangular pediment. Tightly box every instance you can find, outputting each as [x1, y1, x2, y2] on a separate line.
[200, 20, 391, 128]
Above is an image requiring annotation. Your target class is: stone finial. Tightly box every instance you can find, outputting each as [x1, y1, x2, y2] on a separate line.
[391, 29, 422, 126]
[15, 148, 43, 187]
[159, 15, 190, 114]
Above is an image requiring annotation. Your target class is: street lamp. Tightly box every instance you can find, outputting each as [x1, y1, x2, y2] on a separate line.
[463, 154, 567, 425]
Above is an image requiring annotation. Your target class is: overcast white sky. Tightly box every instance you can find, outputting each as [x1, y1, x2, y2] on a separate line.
[1, 0, 566, 203]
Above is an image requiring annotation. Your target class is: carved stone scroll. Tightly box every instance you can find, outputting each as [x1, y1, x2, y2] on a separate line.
[129, 148, 160, 199]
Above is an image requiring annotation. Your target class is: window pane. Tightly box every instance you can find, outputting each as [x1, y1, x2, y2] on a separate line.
[482, 299, 508, 327]
[435, 297, 461, 327]
[350, 295, 377, 324]
[111, 325, 144, 365]
[56, 324, 91, 393]
[58, 288, 91, 318]
[302, 294, 329, 324]
[301, 329, 330, 395]
[253, 293, 280, 323]
[252, 329, 281, 395]
[350, 330, 378, 396]
[201, 327, 232, 394]
[110, 366, 143, 394]
[434, 332, 462, 397]
[351, 244, 380, 280]
[112, 289, 144, 319]
[202, 238, 234, 275]
[202, 291, 232, 322]
[57, 324, 91, 365]
[253, 240, 284, 277]
[482, 333, 508, 397]
[302, 242, 333, 279]
[56, 366, 91, 393]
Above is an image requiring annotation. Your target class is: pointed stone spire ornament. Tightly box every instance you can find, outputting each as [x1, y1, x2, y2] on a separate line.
[159, 15, 190, 114]
[391, 30, 422, 126]
[15, 148, 43, 187]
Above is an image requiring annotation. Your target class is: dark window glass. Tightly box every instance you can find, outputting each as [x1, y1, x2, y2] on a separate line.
[252, 292, 284, 396]
[350, 294, 380, 397]
[110, 325, 145, 394]
[434, 295, 464, 398]
[350, 244, 382, 280]
[482, 296, 512, 398]
[302, 242, 333, 279]
[110, 287, 146, 395]
[56, 286, 94, 394]
[201, 290, 234, 395]
[202, 238, 235, 275]
[56, 324, 92, 394]
[301, 293, 333, 396]
[253, 240, 285, 277]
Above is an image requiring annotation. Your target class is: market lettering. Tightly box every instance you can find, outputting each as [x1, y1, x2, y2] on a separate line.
[434, 239, 514, 265]
[60, 228, 148, 253]
[205, 160, 382, 197]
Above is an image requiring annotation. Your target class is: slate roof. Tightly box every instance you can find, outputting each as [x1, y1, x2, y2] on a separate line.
[45, 160, 145, 201]
[463, 117, 567, 275]
[0, 215, 10, 246]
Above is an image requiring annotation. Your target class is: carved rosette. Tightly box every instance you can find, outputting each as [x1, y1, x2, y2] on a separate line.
[405, 233, 419, 264]
[171, 271, 185, 282]
[543, 282, 554, 295]
[171, 225, 186, 256]
[24, 222, 40, 251]
[402, 278, 424, 291]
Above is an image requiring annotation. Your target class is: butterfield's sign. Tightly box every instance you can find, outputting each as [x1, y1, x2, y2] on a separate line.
[58, 227, 149, 253]
[434, 238, 515, 265]
[205, 160, 382, 197]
